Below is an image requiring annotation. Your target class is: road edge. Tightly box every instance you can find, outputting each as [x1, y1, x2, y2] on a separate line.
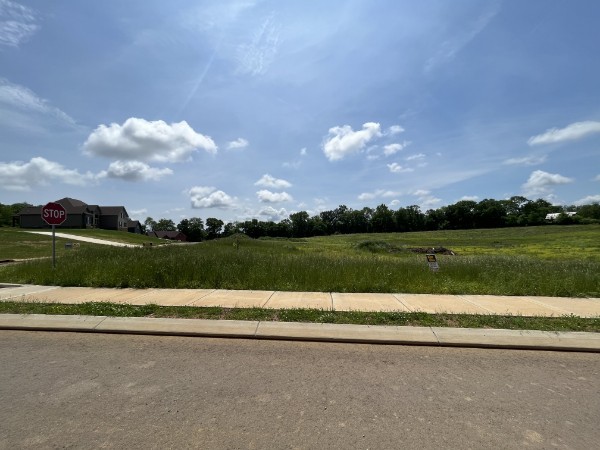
[0, 314, 599, 352]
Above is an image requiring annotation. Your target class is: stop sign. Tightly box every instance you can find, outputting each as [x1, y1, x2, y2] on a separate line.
[42, 202, 67, 226]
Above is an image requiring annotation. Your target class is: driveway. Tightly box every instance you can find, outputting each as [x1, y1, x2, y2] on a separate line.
[23, 231, 140, 248]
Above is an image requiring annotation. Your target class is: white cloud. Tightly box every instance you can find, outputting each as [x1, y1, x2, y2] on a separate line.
[383, 141, 411, 156]
[97, 160, 173, 182]
[405, 153, 425, 161]
[387, 125, 404, 135]
[387, 162, 414, 173]
[256, 189, 293, 203]
[300, 147, 307, 156]
[322, 122, 382, 161]
[390, 199, 400, 207]
[0, 78, 77, 126]
[236, 13, 280, 76]
[226, 137, 248, 150]
[257, 206, 289, 221]
[187, 186, 236, 209]
[574, 195, 600, 206]
[0, 0, 38, 48]
[358, 192, 376, 201]
[413, 189, 441, 209]
[83, 118, 217, 163]
[129, 208, 148, 219]
[522, 170, 574, 196]
[503, 155, 547, 166]
[594, 174, 600, 181]
[358, 189, 402, 201]
[0, 157, 95, 191]
[254, 173, 291, 189]
[528, 121, 600, 146]
[459, 195, 479, 201]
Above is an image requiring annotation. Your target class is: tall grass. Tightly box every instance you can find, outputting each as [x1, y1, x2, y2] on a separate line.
[1, 237, 598, 297]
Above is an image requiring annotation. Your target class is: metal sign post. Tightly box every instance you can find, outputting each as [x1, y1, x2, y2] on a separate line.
[52, 224, 56, 268]
[41, 202, 67, 269]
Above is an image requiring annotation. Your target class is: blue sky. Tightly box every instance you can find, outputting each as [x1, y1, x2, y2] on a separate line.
[1, 0, 599, 223]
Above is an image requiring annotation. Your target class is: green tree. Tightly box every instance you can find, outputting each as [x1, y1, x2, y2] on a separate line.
[154, 218, 176, 231]
[289, 211, 309, 237]
[144, 217, 157, 232]
[205, 217, 223, 239]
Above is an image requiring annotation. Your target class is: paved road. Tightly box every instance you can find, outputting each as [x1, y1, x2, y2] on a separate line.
[1, 331, 598, 449]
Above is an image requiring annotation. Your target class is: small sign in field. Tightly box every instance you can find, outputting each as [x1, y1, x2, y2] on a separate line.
[426, 253, 439, 272]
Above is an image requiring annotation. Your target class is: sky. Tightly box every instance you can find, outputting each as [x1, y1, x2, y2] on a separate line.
[1, 0, 599, 224]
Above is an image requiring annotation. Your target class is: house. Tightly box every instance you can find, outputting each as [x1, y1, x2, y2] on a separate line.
[545, 212, 576, 221]
[127, 220, 143, 234]
[15, 197, 132, 231]
[147, 230, 187, 242]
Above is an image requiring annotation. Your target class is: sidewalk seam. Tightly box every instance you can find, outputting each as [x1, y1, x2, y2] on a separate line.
[93, 316, 109, 329]
[429, 326, 441, 346]
[253, 321, 261, 337]
[261, 291, 276, 308]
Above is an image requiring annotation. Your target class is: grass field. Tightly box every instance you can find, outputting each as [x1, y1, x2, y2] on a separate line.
[1, 225, 598, 297]
[0, 228, 166, 259]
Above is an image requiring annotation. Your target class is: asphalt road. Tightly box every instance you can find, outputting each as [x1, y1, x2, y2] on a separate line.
[1, 332, 598, 449]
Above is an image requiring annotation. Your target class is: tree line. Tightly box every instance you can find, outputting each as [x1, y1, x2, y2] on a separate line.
[3, 197, 598, 240]
[141, 196, 600, 242]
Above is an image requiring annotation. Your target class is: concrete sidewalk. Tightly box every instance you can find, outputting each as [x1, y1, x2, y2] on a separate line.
[1, 284, 599, 317]
[1, 314, 599, 352]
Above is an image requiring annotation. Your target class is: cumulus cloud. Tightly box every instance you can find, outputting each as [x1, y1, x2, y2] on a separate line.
[528, 121, 600, 146]
[300, 147, 307, 156]
[459, 195, 479, 201]
[387, 162, 413, 173]
[254, 173, 291, 189]
[187, 186, 236, 209]
[226, 137, 248, 150]
[257, 206, 289, 221]
[0, 157, 95, 191]
[574, 195, 600, 206]
[383, 141, 411, 156]
[322, 122, 382, 161]
[257, 189, 293, 203]
[83, 118, 217, 163]
[522, 170, 574, 196]
[0, 0, 38, 48]
[97, 160, 173, 182]
[503, 155, 547, 166]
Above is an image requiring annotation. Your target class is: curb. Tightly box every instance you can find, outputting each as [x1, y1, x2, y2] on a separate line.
[0, 314, 599, 352]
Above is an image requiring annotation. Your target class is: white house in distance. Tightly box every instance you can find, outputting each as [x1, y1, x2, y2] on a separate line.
[545, 212, 577, 221]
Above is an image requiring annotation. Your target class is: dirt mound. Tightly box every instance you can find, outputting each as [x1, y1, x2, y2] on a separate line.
[409, 247, 456, 255]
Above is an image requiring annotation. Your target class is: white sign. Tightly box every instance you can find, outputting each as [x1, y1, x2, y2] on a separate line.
[426, 254, 439, 272]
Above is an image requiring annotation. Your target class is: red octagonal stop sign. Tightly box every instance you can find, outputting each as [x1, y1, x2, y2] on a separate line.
[42, 202, 67, 226]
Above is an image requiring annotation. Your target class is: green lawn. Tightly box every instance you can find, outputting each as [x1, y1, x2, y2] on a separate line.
[1, 225, 598, 297]
[0, 301, 597, 332]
